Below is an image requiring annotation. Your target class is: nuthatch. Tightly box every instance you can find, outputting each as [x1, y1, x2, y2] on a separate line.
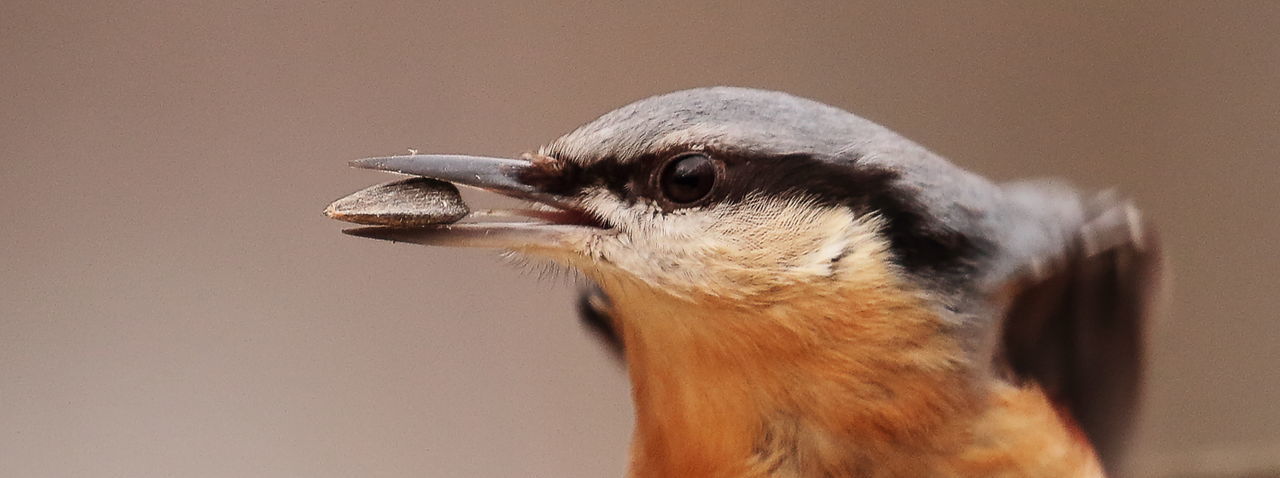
[328, 87, 1161, 478]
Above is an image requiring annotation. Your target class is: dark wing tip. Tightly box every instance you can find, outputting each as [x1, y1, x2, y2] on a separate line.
[577, 284, 624, 360]
[999, 194, 1165, 475]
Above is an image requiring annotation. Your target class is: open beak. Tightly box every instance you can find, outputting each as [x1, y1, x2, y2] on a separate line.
[329, 154, 606, 251]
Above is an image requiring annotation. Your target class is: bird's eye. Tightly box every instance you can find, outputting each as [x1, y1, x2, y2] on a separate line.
[658, 153, 718, 205]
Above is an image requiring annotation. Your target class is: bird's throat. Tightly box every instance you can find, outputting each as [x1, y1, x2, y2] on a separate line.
[609, 282, 1101, 478]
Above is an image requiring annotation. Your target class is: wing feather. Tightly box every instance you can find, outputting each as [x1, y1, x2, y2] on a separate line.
[1000, 194, 1164, 474]
[577, 284, 624, 359]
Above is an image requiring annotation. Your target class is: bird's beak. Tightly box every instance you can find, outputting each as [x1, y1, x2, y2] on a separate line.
[328, 154, 606, 253]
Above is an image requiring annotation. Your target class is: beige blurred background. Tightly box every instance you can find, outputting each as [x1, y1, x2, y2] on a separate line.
[2, 2, 1277, 477]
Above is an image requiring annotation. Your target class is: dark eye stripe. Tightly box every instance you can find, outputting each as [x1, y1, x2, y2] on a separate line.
[535, 149, 986, 277]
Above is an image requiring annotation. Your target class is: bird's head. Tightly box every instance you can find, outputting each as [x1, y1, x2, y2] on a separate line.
[342, 87, 991, 311]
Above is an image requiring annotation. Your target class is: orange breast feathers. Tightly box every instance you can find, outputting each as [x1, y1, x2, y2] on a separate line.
[609, 270, 1103, 478]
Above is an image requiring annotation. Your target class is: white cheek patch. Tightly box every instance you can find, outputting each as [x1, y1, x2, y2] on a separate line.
[581, 189, 723, 270]
[578, 190, 890, 300]
[711, 196, 868, 274]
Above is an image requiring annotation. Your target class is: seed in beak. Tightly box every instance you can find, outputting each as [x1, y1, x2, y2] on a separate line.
[325, 177, 469, 227]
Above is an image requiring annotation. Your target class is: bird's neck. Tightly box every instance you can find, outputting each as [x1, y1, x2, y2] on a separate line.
[609, 283, 1102, 478]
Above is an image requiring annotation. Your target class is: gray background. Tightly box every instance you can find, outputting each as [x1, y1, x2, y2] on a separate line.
[2, 2, 1277, 477]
